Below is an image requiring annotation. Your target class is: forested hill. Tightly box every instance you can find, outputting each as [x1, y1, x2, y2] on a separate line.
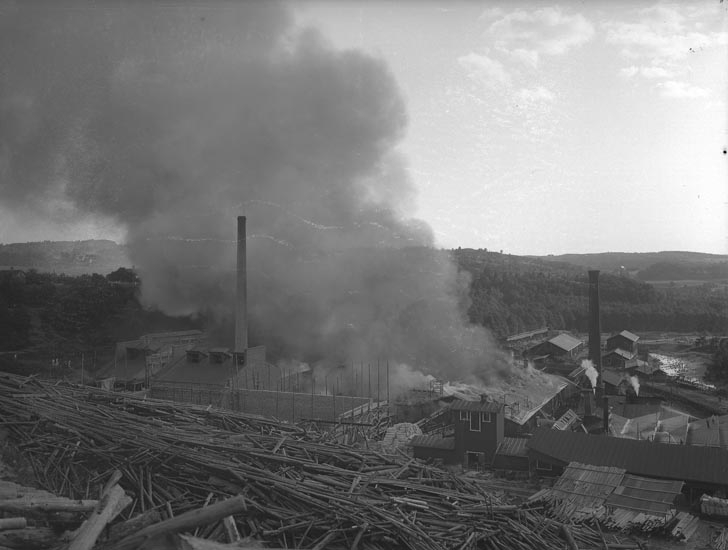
[536, 251, 728, 280]
[452, 249, 728, 338]
[1, 243, 727, 357]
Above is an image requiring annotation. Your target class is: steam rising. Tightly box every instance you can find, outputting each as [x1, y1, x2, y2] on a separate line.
[0, 3, 512, 382]
[582, 359, 598, 389]
[629, 375, 640, 397]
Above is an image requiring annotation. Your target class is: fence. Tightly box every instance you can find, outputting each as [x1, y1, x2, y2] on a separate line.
[150, 383, 371, 423]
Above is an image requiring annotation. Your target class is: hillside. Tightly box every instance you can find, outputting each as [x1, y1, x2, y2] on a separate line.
[453, 249, 728, 338]
[0, 240, 129, 275]
[536, 251, 728, 280]
[1, 243, 727, 362]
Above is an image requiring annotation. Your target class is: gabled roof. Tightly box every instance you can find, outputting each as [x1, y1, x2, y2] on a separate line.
[609, 330, 640, 342]
[450, 399, 502, 413]
[548, 333, 583, 352]
[527, 427, 728, 486]
[410, 435, 455, 450]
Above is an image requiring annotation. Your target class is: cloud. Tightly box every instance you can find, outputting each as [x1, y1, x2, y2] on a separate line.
[657, 80, 710, 99]
[487, 7, 595, 65]
[605, 5, 728, 64]
[640, 66, 674, 79]
[457, 52, 511, 87]
[619, 65, 674, 79]
[606, 4, 726, 98]
[517, 86, 555, 103]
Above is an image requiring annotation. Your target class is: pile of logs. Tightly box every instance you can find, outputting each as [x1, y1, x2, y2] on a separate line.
[0, 373, 636, 549]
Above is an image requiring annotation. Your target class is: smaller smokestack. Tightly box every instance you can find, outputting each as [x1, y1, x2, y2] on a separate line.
[236, 216, 248, 354]
[581, 388, 593, 417]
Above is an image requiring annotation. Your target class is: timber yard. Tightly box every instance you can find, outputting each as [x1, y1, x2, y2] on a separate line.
[0, 217, 727, 550]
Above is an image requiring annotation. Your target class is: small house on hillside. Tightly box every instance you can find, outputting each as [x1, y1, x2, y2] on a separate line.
[527, 333, 584, 360]
[607, 331, 640, 354]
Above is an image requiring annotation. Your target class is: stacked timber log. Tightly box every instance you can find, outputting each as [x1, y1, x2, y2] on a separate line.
[0, 373, 632, 549]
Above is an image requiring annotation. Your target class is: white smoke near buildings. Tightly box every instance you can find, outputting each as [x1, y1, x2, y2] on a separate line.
[582, 359, 599, 390]
[0, 2, 513, 384]
[630, 375, 640, 396]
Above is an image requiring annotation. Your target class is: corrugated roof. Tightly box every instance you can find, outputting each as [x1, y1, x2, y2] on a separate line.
[527, 427, 728, 486]
[496, 437, 529, 457]
[529, 462, 682, 521]
[606, 474, 683, 515]
[450, 399, 502, 413]
[410, 435, 455, 450]
[548, 333, 583, 352]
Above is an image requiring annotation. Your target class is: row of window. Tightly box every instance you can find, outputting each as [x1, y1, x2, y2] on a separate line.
[459, 411, 493, 423]
[459, 410, 493, 431]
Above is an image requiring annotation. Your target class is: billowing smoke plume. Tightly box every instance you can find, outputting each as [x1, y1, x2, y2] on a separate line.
[582, 359, 598, 389]
[0, 3, 511, 383]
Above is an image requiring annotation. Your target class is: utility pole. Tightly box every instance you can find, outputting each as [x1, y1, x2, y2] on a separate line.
[386, 360, 390, 403]
[81, 353, 85, 386]
[377, 360, 380, 404]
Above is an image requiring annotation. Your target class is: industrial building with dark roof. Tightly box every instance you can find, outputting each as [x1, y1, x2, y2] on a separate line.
[526, 427, 728, 491]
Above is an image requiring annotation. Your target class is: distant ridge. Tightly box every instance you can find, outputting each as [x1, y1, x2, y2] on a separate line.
[535, 251, 728, 278]
[0, 240, 129, 275]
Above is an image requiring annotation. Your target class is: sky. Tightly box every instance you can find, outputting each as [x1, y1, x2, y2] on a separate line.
[296, 1, 728, 255]
[0, 0, 726, 256]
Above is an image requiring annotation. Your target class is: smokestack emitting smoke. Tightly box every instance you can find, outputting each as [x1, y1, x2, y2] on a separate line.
[588, 271, 602, 375]
[236, 216, 248, 353]
[0, 4, 512, 384]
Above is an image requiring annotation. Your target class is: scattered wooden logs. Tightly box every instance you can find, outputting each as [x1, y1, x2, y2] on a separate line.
[0, 373, 641, 549]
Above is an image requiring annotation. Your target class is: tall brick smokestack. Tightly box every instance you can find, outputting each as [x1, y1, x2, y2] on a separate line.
[588, 270, 601, 374]
[236, 216, 248, 353]
[588, 269, 608, 433]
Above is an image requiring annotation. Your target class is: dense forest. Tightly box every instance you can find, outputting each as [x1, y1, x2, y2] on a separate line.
[0, 268, 202, 360]
[453, 249, 728, 338]
[1, 248, 727, 363]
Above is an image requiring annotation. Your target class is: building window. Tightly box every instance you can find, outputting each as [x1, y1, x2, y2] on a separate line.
[481, 412, 492, 423]
[470, 412, 481, 432]
[536, 460, 553, 471]
[459, 411, 470, 421]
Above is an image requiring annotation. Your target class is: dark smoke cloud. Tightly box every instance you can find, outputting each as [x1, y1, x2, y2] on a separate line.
[0, 2, 511, 383]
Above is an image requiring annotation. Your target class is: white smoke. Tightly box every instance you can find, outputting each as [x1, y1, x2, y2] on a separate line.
[582, 359, 598, 389]
[629, 375, 640, 396]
